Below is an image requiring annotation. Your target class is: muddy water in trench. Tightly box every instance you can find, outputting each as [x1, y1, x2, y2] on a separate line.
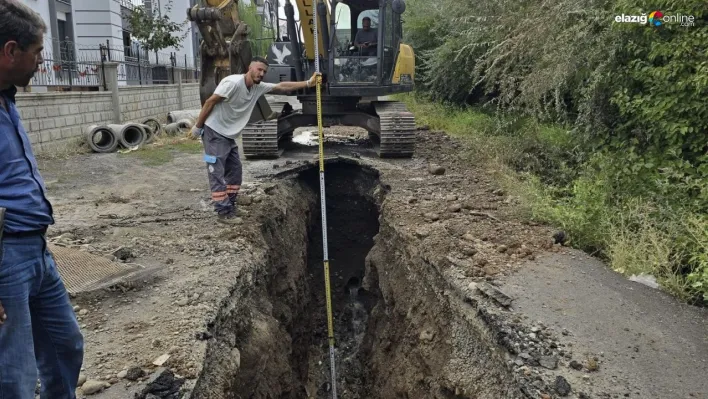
[296, 163, 382, 398]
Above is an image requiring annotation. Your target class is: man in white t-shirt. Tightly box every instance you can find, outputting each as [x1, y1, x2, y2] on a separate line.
[192, 56, 317, 223]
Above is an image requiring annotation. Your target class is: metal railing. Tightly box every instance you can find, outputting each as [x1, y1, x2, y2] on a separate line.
[30, 41, 102, 89]
[30, 39, 201, 90]
[99, 41, 201, 86]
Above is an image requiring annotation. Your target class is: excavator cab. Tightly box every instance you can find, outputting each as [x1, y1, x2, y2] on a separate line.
[189, 0, 416, 158]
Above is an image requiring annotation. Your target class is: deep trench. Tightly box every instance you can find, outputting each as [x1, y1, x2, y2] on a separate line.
[190, 162, 521, 399]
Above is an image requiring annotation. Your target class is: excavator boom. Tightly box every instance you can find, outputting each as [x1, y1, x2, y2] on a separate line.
[187, 0, 274, 122]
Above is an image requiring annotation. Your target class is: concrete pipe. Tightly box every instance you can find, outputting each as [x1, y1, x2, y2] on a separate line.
[107, 123, 147, 148]
[167, 109, 200, 124]
[84, 125, 119, 153]
[164, 119, 195, 136]
[141, 118, 162, 142]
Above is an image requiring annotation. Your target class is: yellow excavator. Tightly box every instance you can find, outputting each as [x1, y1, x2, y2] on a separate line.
[187, 0, 416, 158]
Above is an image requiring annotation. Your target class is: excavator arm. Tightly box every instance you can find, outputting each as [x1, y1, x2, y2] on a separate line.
[187, 0, 274, 122]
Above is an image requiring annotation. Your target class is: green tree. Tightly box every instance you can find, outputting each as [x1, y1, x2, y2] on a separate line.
[128, 0, 188, 52]
[238, 1, 275, 57]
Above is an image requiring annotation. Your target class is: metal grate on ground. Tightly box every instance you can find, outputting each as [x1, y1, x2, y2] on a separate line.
[49, 244, 146, 294]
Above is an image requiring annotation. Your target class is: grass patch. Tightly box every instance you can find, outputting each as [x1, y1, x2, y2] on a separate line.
[398, 93, 708, 305]
[120, 136, 202, 166]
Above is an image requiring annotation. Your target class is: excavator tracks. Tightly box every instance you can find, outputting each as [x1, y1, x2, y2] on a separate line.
[242, 100, 417, 159]
[241, 102, 288, 159]
[373, 101, 416, 158]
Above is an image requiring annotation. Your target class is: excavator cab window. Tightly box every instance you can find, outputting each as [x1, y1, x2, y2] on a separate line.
[332, 5, 380, 84]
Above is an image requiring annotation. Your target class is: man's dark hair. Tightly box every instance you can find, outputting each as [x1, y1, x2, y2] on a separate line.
[251, 56, 269, 66]
[0, 0, 47, 50]
[362, 17, 371, 22]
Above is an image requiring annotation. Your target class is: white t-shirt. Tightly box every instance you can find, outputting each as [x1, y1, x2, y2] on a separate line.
[205, 74, 276, 139]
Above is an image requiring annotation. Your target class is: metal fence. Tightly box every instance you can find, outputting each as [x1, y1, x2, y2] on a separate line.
[30, 41, 103, 89]
[30, 39, 201, 90]
[98, 41, 201, 86]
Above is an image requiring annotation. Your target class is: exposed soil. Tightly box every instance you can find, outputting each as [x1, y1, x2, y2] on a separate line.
[35, 128, 708, 399]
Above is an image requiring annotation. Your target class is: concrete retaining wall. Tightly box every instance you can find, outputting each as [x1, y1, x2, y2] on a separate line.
[16, 83, 201, 153]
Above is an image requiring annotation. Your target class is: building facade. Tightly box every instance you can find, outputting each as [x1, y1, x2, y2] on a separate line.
[21, 0, 198, 89]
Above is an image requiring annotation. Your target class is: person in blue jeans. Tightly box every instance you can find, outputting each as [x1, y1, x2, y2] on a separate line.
[0, 1, 84, 398]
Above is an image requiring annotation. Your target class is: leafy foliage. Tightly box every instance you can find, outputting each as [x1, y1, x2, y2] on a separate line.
[403, 0, 708, 303]
[238, 1, 276, 57]
[128, 0, 188, 52]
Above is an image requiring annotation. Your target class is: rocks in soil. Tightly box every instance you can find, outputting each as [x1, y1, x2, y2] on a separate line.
[112, 247, 134, 262]
[78, 373, 87, 387]
[586, 357, 600, 371]
[569, 360, 583, 370]
[153, 353, 171, 366]
[447, 203, 462, 213]
[126, 366, 146, 381]
[135, 368, 185, 399]
[175, 297, 190, 307]
[553, 231, 567, 245]
[81, 380, 109, 395]
[477, 283, 513, 307]
[554, 375, 572, 396]
[428, 164, 446, 175]
[446, 195, 458, 201]
[461, 246, 478, 257]
[540, 356, 558, 370]
[423, 213, 440, 222]
[419, 330, 435, 342]
[237, 195, 253, 206]
[414, 228, 430, 238]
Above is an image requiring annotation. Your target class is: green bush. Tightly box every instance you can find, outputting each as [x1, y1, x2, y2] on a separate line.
[402, 0, 708, 304]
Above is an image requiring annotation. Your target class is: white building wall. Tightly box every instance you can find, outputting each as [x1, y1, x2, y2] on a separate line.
[21, 0, 54, 43]
[73, 0, 124, 51]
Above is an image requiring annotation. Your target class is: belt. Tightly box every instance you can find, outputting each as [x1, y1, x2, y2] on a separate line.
[3, 227, 48, 238]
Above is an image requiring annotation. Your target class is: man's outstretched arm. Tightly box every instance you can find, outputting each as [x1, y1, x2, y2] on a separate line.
[270, 73, 318, 94]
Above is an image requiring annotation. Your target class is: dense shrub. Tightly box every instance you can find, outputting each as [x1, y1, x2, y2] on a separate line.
[402, 0, 708, 303]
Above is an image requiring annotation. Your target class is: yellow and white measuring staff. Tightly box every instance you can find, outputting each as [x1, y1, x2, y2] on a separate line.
[312, 1, 338, 398]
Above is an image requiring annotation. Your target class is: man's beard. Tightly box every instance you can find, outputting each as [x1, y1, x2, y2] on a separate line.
[18, 69, 37, 87]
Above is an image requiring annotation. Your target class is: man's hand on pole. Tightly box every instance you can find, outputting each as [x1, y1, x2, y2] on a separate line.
[307, 72, 321, 88]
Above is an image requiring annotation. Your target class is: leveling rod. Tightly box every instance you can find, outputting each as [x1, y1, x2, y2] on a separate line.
[312, 0, 338, 398]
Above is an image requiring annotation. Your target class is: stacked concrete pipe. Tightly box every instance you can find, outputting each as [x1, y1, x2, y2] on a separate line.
[141, 118, 162, 142]
[166, 109, 200, 124]
[106, 123, 148, 148]
[84, 125, 119, 153]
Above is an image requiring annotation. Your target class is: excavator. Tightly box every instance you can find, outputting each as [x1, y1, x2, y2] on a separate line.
[187, 0, 416, 158]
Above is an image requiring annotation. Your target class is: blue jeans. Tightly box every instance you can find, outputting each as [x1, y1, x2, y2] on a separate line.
[0, 234, 84, 399]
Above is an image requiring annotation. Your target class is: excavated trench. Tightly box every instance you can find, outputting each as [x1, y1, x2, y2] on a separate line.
[190, 161, 523, 399]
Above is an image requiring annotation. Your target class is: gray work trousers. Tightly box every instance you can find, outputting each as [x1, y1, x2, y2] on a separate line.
[202, 125, 242, 214]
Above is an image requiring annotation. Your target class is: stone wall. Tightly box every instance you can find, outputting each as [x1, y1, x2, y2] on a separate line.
[16, 83, 201, 153]
[118, 85, 180, 123]
[183, 84, 201, 110]
[16, 92, 114, 152]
